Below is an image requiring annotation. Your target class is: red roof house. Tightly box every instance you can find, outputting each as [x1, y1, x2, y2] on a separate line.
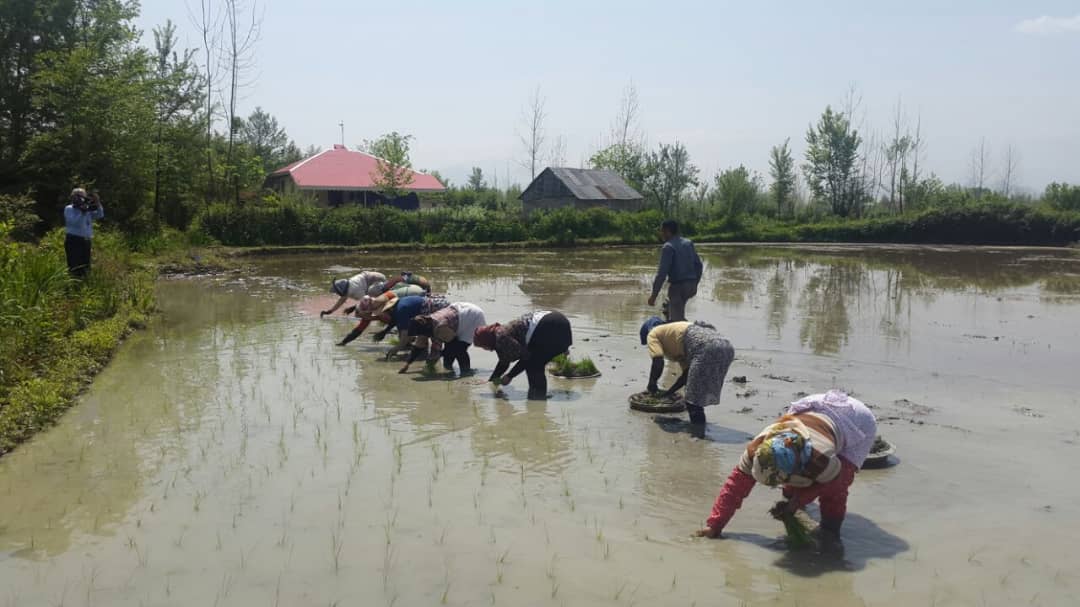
[266, 144, 445, 208]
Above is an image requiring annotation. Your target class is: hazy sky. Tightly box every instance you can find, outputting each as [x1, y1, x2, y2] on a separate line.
[136, 1, 1079, 192]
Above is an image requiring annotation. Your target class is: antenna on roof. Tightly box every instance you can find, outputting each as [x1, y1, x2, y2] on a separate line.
[338, 121, 344, 148]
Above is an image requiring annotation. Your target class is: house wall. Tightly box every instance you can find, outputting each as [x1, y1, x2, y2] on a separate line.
[522, 197, 646, 215]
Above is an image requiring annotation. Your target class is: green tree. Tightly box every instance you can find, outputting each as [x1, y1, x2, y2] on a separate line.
[768, 139, 796, 218]
[239, 107, 291, 173]
[23, 0, 158, 227]
[714, 165, 762, 217]
[467, 167, 487, 192]
[151, 20, 205, 223]
[589, 142, 647, 193]
[803, 106, 863, 217]
[641, 142, 698, 216]
[366, 132, 415, 198]
[1044, 182, 1080, 211]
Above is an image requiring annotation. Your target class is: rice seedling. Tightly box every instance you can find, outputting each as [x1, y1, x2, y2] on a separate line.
[331, 525, 345, 574]
[603, 542, 612, 560]
[613, 582, 627, 601]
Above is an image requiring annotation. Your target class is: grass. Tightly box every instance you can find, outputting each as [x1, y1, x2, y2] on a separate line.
[548, 353, 600, 378]
[0, 227, 154, 456]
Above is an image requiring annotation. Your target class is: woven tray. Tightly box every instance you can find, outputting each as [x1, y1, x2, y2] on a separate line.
[628, 391, 686, 413]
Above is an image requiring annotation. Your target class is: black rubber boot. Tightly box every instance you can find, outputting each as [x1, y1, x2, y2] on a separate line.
[686, 403, 706, 425]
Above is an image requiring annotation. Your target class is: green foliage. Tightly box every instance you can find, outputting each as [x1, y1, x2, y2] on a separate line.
[768, 139, 797, 218]
[714, 166, 762, 218]
[239, 106, 300, 174]
[641, 142, 699, 216]
[467, 167, 487, 192]
[804, 106, 864, 217]
[590, 142, 648, 193]
[0, 225, 154, 454]
[364, 132, 415, 198]
[1044, 183, 1080, 212]
[0, 194, 41, 240]
[549, 354, 599, 377]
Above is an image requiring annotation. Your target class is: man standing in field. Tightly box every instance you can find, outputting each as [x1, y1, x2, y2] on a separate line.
[648, 220, 703, 322]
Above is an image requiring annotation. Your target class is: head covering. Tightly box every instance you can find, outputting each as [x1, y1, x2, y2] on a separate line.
[640, 316, 665, 345]
[332, 279, 349, 297]
[367, 282, 387, 297]
[751, 421, 813, 486]
[473, 324, 499, 350]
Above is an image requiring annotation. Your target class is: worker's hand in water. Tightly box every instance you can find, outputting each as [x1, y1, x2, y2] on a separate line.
[343, 305, 356, 315]
[398, 365, 410, 374]
[647, 295, 657, 307]
[695, 527, 721, 539]
[500, 376, 512, 386]
[372, 331, 387, 343]
[320, 310, 330, 318]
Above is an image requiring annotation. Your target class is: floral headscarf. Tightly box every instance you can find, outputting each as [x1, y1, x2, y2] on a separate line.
[751, 420, 813, 486]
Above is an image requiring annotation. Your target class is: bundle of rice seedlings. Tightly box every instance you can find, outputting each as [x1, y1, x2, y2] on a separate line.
[770, 501, 814, 549]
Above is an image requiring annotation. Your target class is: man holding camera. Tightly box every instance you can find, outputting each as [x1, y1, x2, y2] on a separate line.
[63, 187, 104, 278]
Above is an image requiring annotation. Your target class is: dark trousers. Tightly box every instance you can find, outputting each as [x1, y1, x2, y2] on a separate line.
[64, 234, 92, 278]
[667, 280, 698, 322]
[524, 313, 573, 399]
[441, 339, 471, 372]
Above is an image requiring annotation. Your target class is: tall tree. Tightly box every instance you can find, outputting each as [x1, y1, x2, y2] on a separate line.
[23, 0, 157, 225]
[367, 132, 414, 198]
[193, 0, 223, 201]
[641, 141, 698, 216]
[611, 82, 642, 149]
[768, 139, 796, 218]
[803, 105, 863, 217]
[1000, 144, 1020, 198]
[467, 167, 487, 192]
[548, 134, 567, 167]
[517, 86, 547, 180]
[239, 107, 289, 173]
[883, 97, 913, 213]
[714, 165, 762, 217]
[151, 21, 204, 218]
[222, 0, 261, 203]
[969, 137, 991, 197]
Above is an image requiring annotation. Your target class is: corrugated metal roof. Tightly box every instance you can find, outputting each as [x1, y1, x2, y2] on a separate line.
[548, 167, 642, 200]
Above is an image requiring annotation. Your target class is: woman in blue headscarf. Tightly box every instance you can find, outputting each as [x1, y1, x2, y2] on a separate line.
[640, 317, 734, 425]
[696, 391, 877, 540]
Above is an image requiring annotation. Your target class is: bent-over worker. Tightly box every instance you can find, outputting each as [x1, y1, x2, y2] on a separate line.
[696, 390, 877, 540]
[322, 271, 386, 317]
[402, 302, 486, 375]
[473, 311, 573, 400]
[642, 317, 734, 425]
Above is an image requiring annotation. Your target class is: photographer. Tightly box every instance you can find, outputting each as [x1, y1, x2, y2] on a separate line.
[63, 188, 104, 278]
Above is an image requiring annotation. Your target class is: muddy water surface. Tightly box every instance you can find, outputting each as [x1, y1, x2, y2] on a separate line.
[2, 245, 1079, 606]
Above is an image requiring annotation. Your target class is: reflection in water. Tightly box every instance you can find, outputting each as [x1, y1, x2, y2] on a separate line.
[1, 245, 1079, 606]
[797, 264, 864, 355]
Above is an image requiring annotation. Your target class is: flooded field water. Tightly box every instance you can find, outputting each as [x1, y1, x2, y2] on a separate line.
[2, 244, 1080, 606]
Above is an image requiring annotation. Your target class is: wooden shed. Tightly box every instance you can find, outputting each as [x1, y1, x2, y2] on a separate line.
[520, 167, 644, 215]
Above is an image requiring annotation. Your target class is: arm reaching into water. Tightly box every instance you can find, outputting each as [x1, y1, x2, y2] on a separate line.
[647, 357, 665, 393]
[664, 369, 688, 397]
[322, 295, 348, 317]
[698, 467, 757, 538]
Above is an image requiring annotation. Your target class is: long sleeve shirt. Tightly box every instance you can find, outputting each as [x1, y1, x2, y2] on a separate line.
[64, 204, 104, 238]
[705, 412, 844, 532]
[651, 237, 703, 298]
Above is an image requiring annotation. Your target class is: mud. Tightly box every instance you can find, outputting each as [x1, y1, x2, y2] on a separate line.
[1, 244, 1079, 606]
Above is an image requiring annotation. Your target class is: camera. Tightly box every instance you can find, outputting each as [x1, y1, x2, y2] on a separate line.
[72, 192, 99, 212]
